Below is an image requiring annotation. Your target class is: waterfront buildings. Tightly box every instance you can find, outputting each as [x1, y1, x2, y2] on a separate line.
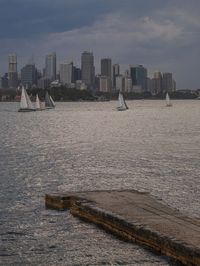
[45, 52, 56, 81]
[8, 53, 18, 88]
[81, 51, 95, 89]
[1, 51, 177, 95]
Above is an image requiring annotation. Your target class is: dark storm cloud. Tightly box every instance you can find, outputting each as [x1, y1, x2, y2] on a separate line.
[0, 0, 114, 38]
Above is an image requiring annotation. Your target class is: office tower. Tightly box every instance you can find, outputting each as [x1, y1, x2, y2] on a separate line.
[21, 64, 37, 88]
[101, 58, 112, 91]
[60, 62, 73, 85]
[124, 77, 132, 92]
[8, 53, 18, 88]
[116, 75, 125, 92]
[0, 73, 9, 89]
[152, 71, 162, 95]
[172, 79, 176, 91]
[130, 65, 147, 92]
[81, 51, 95, 89]
[45, 52, 56, 81]
[101, 58, 112, 78]
[38, 77, 50, 89]
[113, 64, 120, 89]
[146, 77, 153, 93]
[73, 66, 81, 82]
[99, 76, 111, 92]
[162, 73, 173, 93]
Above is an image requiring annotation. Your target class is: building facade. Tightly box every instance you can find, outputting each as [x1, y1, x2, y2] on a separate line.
[8, 53, 18, 88]
[162, 73, 173, 93]
[60, 62, 73, 85]
[152, 71, 162, 95]
[81, 51, 95, 89]
[130, 65, 147, 92]
[45, 52, 56, 81]
[112, 64, 120, 89]
[21, 64, 37, 88]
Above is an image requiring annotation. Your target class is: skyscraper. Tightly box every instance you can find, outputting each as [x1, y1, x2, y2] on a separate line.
[81, 51, 95, 89]
[45, 52, 56, 81]
[8, 53, 18, 88]
[101, 58, 112, 91]
[130, 65, 147, 92]
[162, 73, 173, 93]
[21, 64, 37, 88]
[113, 64, 120, 89]
[60, 62, 73, 85]
[101, 58, 112, 78]
[152, 71, 162, 95]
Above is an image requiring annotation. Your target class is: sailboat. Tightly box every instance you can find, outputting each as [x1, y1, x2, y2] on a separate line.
[117, 92, 129, 111]
[35, 94, 45, 111]
[45, 91, 55, 109]
[166, 92, 172, 107]
[18, 86, 35, 112]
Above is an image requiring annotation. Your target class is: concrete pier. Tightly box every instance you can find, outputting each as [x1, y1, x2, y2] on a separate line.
[45, 190, 200, 266]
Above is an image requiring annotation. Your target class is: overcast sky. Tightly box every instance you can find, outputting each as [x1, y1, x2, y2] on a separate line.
[0, 0, 200, 89]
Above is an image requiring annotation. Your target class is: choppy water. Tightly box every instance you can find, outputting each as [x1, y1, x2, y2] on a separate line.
[0, 100, 200, 266]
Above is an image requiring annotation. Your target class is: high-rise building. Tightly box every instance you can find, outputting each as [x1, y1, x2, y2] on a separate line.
[38, 77, 50, 89]
[130, 65, 147, 92]
[60, 62, 73, 85]
[112, 64, 120, 89]
[101, 58, 112, 91]
[124, 77, 132, 92]
[162, 73, 173, 93]
[152, 71, 162, 95]
[45, 52, 56, 81]
[81, 51, 95, 89]
[99, 76, 111, 92]
[116, 75, 124, 92]
[21, 64, 37, 88]
[101, 58, 112, 78]
[0, 73, 9, 89]
[8, 53, 18, 88]
[73, 66, 81, 82]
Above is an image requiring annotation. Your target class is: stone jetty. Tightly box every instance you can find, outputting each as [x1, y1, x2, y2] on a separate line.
[45, 190, 200, 266]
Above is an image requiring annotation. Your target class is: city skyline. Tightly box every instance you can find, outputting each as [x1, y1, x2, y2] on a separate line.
[0, 0, 200, 89]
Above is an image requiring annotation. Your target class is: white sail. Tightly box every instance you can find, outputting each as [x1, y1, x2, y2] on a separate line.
[35, 94, 41, 110]
[45, 91, 55, 108]
[166, 93, 172, 106]
[50, 96, 55, 107]
[25, 89, 34, 109]
[20, 87, 28, 109]
[117, 92, 128, 111]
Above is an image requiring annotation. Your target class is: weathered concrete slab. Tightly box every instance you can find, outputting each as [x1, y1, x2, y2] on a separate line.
[45, 190, 200, 266]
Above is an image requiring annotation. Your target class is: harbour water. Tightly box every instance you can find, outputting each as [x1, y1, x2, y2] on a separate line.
[0, 100, 200, 265]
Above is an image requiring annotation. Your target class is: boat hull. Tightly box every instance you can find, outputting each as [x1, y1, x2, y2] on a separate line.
[18, 108, 36, 112]
[117, 107, 127, 111]
[36, 108, 45, 111]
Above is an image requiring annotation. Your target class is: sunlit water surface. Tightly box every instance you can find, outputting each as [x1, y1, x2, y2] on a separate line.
[0, 100, 200, 265]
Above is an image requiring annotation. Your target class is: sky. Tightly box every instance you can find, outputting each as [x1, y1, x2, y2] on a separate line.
[0, 0, 200, 89]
